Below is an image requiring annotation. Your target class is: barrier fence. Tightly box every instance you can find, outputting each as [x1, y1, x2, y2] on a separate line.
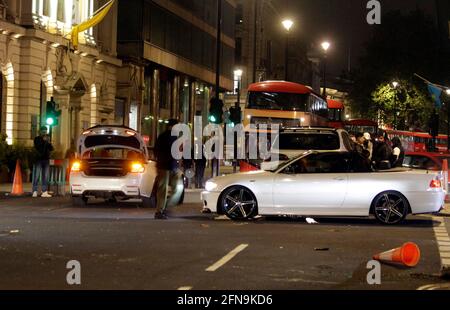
[32, 159, 69, 196]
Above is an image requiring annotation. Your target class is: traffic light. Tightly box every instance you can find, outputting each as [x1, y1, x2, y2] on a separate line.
[46, 97, 61, 126]
[229, 106, 242, 126]
[209, 98, 224, 124]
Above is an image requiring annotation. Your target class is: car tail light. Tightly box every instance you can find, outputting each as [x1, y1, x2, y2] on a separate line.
[71, 161, 82, 172]
[430, 179, 442, 188]
[130, 162, 145, 173]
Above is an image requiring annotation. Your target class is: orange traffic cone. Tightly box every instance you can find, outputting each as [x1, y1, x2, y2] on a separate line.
[11, 160, 24, 196]
[373, 242, 421, 267]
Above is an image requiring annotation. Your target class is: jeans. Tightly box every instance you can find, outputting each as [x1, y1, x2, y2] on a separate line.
[156, 169, 183, 214]
[32, 160, 50, 192]
[195, 163, 206, 189]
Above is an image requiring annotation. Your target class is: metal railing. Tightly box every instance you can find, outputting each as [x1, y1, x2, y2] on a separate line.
[32, 159, 69, 196]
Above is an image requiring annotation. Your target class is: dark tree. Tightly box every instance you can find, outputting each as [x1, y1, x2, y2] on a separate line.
[349, 9, 449, 127]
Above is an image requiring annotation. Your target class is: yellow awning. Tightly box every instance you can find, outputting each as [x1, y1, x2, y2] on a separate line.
[70, 0, 115, 49]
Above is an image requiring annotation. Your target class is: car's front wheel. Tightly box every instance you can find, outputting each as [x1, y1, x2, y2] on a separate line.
[372, 191, 409, 225]
[220, 186, 258, 220]
[72, 195, 88, 207]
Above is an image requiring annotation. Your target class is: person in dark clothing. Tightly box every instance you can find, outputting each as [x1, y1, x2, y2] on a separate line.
[32, 126, 54, 198]
[351, 133, 373, 172]
[154, 119, 183, 219]
[372, 134, 393, 170]
[390, 137, 405, 168]
[194, 145, 207, 189]
[182, 147, 194, 189]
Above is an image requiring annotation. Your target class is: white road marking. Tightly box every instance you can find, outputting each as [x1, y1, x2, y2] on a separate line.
[178, 286, 193, 290]
[417, 283, 450, 290]
[206, 244, 248, 272]
[432, 217, 450, 277]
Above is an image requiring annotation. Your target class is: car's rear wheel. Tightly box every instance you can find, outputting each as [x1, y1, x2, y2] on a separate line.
[72, 196, 88, 207]
[220, 186, 258, 220]
[373, 191, 409, 225]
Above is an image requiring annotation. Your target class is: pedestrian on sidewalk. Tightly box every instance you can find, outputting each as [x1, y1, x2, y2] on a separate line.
[194, 145, 206, 189]
[154, 119, 183, 220]
[32, 126, 53, 198]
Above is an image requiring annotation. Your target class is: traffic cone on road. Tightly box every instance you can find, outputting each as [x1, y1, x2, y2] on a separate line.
[373, 242, 421, 267]
[11, 160, 24, 196]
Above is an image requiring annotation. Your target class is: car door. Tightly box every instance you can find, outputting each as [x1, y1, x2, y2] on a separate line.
[272, 153, 349, 215]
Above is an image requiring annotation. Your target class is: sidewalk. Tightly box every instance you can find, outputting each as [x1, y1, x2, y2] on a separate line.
[0, 182, 33, 194]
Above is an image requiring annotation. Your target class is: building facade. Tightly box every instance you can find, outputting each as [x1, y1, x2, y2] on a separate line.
[117, 0, 235, 147]
[0, 0, 120, 155]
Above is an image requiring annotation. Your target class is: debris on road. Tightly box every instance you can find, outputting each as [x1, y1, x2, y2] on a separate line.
[314, 247, 330, 251]
[9, 229, 20, 235]
[306, 217, 319, 224]
[201, 224, 210, 228]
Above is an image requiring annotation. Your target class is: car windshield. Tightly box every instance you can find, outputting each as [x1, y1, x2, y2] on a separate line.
[269, 155, 305, 172]
[82, 147, 144, 161]
[274, 133, 340, 150]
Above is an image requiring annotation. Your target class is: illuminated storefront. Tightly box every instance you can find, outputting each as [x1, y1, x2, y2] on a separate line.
[0, 0, 120, 152]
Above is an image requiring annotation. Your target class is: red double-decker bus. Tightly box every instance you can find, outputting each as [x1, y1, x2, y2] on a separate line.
[386, 130, 449, 153]
[344, 119, 378, 134]
[243, 81, 329, 129]
[327, 99, 345, 129]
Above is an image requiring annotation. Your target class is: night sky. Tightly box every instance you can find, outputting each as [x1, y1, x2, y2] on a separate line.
[279, 0, 438, 76]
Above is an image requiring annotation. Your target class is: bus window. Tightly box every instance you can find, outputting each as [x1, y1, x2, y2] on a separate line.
[247, 92, 308, 111]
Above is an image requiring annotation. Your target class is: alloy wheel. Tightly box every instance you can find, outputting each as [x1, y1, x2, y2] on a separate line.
[221, 187, 257, 220]
[374, 193, 407, 225]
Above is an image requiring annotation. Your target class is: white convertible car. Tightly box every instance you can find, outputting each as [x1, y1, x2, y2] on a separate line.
[202, 151, 447, 225]
[70, 125, 160, 207]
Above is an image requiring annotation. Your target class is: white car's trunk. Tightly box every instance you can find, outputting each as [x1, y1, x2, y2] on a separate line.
[81, 159, 132, 177]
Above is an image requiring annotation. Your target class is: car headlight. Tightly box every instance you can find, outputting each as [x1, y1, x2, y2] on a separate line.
[205, 181, 218, 192]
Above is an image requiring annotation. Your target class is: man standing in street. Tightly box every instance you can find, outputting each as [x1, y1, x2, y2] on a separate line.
[32, 126, 54, 198]
[154, 119, 184, 220]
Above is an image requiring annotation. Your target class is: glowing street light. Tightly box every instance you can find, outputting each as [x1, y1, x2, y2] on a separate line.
[321, 41, 331, 52]
[446, 89, 450, 95]
[321, 41, 331, 98]
[282, 19, 294, 81]
[392, 81, 399, 88]
[282, 19, 294, 32]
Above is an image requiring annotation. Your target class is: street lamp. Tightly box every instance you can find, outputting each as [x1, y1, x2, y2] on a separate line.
[321, 41, 331, 98]
[392, 81, 400, 129]
[232, 69, 243, 173]
[282, 19, 294, 81]
[446, 89, 450, 95]
[234, 68, 243, 106]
